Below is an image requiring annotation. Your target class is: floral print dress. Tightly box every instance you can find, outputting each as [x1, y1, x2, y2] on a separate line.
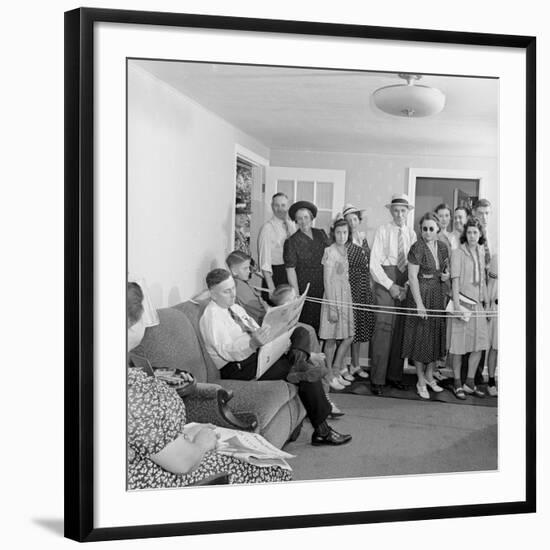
[127, 368, 291, 489]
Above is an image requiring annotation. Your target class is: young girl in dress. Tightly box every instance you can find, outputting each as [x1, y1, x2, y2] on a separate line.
[319, 218, 355, 390]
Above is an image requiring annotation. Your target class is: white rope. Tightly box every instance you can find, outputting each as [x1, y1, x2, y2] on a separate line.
[304, 295, 498, 319]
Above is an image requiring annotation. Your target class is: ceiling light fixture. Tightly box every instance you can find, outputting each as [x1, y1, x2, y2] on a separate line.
[372, 74, 446, 118]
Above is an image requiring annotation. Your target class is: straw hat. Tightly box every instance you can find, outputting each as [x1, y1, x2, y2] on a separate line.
[385, 193, 414, 210]
[342, 203, 366, 218]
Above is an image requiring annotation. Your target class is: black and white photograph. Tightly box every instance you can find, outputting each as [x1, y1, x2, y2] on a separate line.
[4, 0, 547, 547]
[58, 4, 538, 544]
[126, 60, 500, 487]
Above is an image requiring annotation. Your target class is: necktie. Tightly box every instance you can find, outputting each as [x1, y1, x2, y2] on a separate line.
[397, 227, 407, 272]
[228, 307, 254, 334]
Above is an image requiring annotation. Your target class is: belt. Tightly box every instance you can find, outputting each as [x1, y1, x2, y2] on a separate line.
[420, 274, 434, 279]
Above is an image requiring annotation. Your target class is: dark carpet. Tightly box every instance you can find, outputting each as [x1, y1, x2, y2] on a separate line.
[332, 372, 497, 407]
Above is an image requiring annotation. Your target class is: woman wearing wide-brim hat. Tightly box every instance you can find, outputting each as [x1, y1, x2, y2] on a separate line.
[283, 201, 330, 334]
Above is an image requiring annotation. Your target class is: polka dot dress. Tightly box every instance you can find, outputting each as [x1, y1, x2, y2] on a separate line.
[401, 239, 449, 363]
[347, 239, 375, 343]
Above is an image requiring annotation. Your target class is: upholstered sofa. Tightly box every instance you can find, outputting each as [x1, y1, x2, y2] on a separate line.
[132, 300, 306, 449]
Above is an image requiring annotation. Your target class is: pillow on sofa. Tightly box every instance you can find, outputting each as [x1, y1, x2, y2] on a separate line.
[135, 307, 209, 383]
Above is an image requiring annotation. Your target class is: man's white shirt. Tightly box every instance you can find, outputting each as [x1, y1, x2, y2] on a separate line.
[257, 216, 296, 273]
[200, 301, 259, 370]
[370, 221, 417, 290]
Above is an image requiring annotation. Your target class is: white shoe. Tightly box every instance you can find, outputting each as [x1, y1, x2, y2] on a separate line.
[340, 368, 355, 382]
[425, 379, 444, 393]
[487, 385, 498, 397]
[462, 383, 485, 398]
[328, 376, 346, 391]
[416, 383, 430, 400]
[336, 374, 352, 387]
[349, 365, 370, 379]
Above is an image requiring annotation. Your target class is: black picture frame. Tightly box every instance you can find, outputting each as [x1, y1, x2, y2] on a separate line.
[65, 7, 536, 543]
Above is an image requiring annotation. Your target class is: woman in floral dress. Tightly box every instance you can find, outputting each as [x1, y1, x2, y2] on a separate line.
[318, 218, 355, 390]
[127, 281, 291, 489]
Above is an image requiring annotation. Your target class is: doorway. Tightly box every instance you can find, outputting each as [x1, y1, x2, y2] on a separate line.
[414, 177, 478, 230]
[407, 168, 487, 232]
[234, 145, 269, 264]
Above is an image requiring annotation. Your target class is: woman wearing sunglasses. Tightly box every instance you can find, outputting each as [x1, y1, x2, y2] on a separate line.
[402, 212, 450, 399]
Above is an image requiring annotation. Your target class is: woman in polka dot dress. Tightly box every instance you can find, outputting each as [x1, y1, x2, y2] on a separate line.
[342, 204, 375, 380]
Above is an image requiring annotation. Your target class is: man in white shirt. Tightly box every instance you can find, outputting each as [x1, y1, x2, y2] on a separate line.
[369, 194, 417, 395]
[199, 268, 352, 447]
[257, 193, 296, 297]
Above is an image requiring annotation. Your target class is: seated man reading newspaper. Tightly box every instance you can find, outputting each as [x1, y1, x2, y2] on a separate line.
[199, 268, 352, 447]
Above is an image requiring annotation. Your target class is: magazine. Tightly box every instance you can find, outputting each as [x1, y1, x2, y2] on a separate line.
[446, 292, 478, 322]
[186, 424, 295, 470]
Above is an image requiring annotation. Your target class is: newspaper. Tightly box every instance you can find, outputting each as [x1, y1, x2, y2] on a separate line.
[446, 292, 478, 322]
[187, 424, 295, 470]
[255, 284, 309, 378]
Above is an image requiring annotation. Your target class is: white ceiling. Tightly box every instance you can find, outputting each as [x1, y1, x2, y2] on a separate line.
[134, 60, 498, 157]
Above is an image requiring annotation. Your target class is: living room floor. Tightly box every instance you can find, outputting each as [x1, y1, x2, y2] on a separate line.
[283, 392, 498, 481]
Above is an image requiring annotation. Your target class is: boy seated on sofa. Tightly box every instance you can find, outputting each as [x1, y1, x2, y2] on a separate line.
[225, 251, 345, 418]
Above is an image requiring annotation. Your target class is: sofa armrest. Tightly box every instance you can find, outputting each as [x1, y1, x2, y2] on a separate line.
[180, 383, 259, 432]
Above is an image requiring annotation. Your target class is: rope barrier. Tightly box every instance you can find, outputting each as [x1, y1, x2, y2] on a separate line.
[303, 295, 498, 319]
[250, 285, 498, 319]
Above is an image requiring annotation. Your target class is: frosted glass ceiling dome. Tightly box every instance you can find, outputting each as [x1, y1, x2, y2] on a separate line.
[373, 74, 446, 118]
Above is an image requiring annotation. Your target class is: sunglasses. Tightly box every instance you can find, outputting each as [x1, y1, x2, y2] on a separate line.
[421, 226, 437, 232]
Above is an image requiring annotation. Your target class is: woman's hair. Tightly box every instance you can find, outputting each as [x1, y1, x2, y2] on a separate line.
[271, 284, 295, 306]
[434, 203, 452, 216]
[330, 217, 351, 242]
[226, 250, 251, 269]
[419, 212, 441, 232]
[206, 268, 232, 289]
[460, 217, 487, 245]
[454, 205, 471, 217]
[127, 282, 144, 328]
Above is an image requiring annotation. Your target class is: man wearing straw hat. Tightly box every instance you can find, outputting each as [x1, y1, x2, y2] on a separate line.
[369, 194, 417, 395]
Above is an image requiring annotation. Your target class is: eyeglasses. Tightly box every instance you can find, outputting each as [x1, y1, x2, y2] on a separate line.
[422, 226, 436, 232]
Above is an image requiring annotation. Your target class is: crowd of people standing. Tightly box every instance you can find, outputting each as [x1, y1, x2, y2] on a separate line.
[251, 191, 498, 402]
